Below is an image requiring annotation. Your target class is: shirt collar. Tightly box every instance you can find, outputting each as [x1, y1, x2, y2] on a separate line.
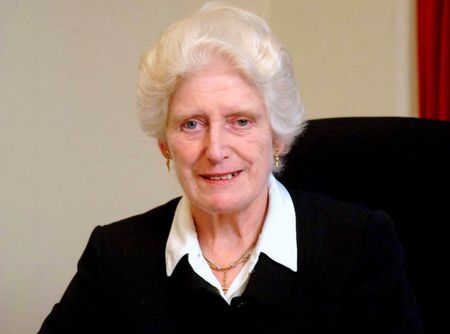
[165, 174, 297, 277]
[165, 196, 200, 277]
[258, 174, 297, 271]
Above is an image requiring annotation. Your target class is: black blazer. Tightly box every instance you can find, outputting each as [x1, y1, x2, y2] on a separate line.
[38, 190, 422, 333]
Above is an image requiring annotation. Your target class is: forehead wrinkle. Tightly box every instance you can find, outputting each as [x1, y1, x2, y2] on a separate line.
[169, 63, 267, 122]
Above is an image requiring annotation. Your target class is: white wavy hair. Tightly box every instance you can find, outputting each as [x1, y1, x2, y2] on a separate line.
[137, 1, 306, 160]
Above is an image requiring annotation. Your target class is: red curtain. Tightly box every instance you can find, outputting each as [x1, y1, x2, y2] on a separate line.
[417, 0, 450, 120]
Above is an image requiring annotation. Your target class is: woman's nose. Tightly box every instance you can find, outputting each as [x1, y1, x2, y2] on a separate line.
[205, 123, 229, 164]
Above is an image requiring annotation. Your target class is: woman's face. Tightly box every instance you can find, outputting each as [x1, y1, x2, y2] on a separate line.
[160, 60, 281, 216]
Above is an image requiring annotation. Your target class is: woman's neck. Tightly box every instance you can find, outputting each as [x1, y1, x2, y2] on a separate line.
[192, 191, 268, 264]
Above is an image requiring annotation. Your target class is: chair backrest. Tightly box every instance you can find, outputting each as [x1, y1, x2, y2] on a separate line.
[278, 117, 450, 333]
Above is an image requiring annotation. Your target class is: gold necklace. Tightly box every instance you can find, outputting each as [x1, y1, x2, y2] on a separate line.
[203, 238, 258, 294]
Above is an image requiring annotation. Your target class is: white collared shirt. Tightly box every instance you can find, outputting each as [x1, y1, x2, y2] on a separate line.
[165, 174, 297, 304]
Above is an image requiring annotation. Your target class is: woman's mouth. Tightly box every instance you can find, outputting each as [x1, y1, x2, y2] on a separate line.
[202, 171, 240, 181]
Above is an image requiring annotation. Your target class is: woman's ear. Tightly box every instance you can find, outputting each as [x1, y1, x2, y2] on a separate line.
[273, 140, 286, 171]
[273, 140, 286, 155]
[158, 139, 170, 158]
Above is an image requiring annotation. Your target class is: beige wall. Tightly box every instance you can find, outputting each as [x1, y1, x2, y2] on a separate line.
[0, 1, 415, 333]
[270, 0, 417, 119]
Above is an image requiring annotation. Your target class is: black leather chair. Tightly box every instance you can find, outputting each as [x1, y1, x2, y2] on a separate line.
[278, 117, 450, 333]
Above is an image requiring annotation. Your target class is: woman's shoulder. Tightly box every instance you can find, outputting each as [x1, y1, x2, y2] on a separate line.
[289, 188, 391, 226]
[289, 188, 398, 257]
[290, 189, 403, 290]
[92, 197, 181, 246]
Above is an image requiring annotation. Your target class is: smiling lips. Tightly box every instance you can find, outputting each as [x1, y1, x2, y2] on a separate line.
[201, 171, 240, 181]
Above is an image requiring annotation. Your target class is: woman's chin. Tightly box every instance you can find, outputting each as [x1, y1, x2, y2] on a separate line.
[193, 195, 246, 215]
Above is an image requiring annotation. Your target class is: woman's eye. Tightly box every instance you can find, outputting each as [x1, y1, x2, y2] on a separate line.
[236, 119, 249, 127]
[183, 120, 198, 129]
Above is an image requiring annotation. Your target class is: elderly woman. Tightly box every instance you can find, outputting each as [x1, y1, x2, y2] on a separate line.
[39, 3, 422, 333]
